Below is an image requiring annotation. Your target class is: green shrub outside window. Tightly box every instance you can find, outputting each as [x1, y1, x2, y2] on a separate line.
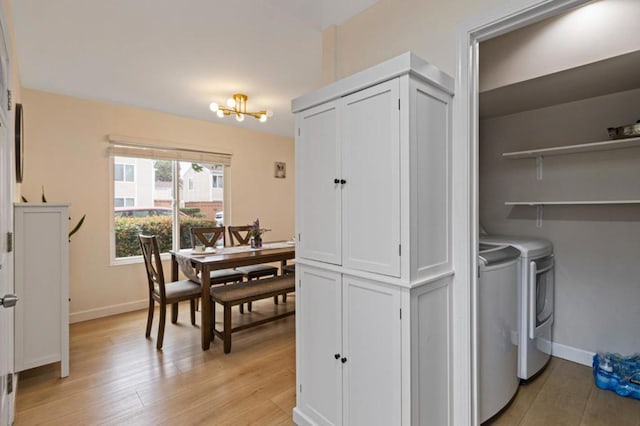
[115, 216, 216, 258]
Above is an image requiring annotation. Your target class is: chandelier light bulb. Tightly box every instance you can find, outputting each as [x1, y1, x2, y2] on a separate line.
[209, 94, 267, 122]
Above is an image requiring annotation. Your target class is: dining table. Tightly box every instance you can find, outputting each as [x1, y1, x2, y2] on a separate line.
[170, 241, 296, 350]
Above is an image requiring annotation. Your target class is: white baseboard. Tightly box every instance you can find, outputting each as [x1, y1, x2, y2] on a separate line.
[551, 341, 595, 367]
[69, 299, 148, 323]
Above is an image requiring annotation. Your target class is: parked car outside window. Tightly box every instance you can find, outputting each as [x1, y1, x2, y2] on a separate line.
[215, 211, 224, 226]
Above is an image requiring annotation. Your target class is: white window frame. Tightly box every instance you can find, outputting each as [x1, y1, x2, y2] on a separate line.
[107, 136, 232, 266]
[114, 163, 135, 182]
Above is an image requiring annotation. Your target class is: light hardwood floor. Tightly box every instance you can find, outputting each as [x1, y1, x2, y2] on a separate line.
[488, 357, 640, 425]
[15, 297, 297, 425]
[15, 297, 640, 425]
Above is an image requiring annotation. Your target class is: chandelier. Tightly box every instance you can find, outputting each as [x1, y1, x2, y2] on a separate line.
[209, 93, 272, 123]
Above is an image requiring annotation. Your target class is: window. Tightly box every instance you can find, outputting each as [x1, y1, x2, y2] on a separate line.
[111, 156, 225, 260]
[114, 197, 135, 207]
[114, 163, 135, 182]
[212, 175, 223, 188]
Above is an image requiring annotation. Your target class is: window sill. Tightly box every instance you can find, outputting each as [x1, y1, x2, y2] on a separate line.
[110, 252, 172, 267]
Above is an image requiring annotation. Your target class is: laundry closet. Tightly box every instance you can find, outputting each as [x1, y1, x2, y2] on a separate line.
[478, 0, 640, 373]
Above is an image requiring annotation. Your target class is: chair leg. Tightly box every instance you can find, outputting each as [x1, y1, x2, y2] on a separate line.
[145, 298, 154, 338]
[239, 303, 244, 314]
[171, 302, 179, 323]
[157, 304, 166, 350]
[211, 301, 216, 342]
[190, 299, 197, 326]
[282, 293, 287, 303]
[223, 303, 232, 354]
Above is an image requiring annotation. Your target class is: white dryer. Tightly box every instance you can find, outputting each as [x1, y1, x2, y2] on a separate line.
[478, 243, 520, 422]
[480, 235, 554, 381]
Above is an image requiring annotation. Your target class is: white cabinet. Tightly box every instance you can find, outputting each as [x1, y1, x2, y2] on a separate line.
[296, 266, 401, 426]
[297, 267, 342, 424]
[341, 81, 401, 277]
[341, 274, 401, 425]
[295, 53, 453, 282]
[14, 204, 69, 377]
[293, 52, 455, 425]
[296, 80, 400, 277]
[296, 101, 341, 265]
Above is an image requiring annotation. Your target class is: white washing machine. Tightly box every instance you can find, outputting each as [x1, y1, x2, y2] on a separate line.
[480, 235, 554, 381]
[478, 243, 520, 423]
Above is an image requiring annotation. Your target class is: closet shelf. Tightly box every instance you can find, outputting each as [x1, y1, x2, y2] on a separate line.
[502, 136, 640, 159]
[505, 200, 640, 206]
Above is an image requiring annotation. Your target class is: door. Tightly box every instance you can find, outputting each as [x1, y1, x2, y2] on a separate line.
[297, 265, 342, 425]
[341, 79, 401, 277]
[0, 102, 14, 426]
[296, 101, 342, 265]
[342, 275, 402, 426]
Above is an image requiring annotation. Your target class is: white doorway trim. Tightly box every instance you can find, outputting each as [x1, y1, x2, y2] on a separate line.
[451, 0, 590, 424]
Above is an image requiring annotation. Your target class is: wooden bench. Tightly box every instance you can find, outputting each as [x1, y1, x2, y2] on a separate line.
[210, 275, 295, 353]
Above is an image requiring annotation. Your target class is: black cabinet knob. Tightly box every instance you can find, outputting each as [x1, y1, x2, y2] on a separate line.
[334, 178, 340, 184]
[340, 179, 346, 184]
[341, 357, 347, 364]
[334, 353, 340, 359]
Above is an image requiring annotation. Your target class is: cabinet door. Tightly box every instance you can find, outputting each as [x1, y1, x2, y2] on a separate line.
[341, 79, 400, 277]
[297, 265, 343, 425]
[342, 276, 402, 426]
[296, 102, 342, 265]
[14, 205, 69, 376]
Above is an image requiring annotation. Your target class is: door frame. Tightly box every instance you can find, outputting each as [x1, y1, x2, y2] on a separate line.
[0, 2, 12, 423]
[451, 0, 590, 424]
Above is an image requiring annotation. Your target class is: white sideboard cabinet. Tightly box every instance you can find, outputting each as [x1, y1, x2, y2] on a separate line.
[293, 53, 454, 425]
[14, 203, 69, 378]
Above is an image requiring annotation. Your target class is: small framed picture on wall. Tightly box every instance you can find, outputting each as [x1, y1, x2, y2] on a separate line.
[274, 161, 286, 179]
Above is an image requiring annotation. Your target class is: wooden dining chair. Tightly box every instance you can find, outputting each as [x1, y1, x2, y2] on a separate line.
[139, 234, 202, 350]
[228, 225, 279, 312]
[190, 226, 244, 286]
[278, 263, 295, 304]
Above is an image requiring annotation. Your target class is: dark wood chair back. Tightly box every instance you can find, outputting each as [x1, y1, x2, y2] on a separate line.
[191, 226, 226, 248]
[228, 225, 253, 246]
[139, 234, 167, 300]
[138, 233, 201, 349]
[229, 225, 253, 246]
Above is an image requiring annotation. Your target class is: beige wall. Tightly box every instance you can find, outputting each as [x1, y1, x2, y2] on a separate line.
[327, 0, 506, 81]
[328, 0, 640, 92]
[2, 0, 22, 199]
[21, 89, 294, 320]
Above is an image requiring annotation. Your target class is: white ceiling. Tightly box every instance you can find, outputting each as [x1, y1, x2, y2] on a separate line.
[12, 0, 380, 137]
